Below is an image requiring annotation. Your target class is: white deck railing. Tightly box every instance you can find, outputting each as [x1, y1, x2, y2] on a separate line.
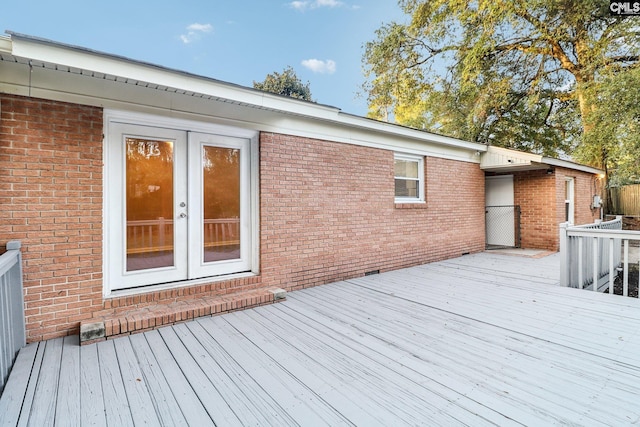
[127, 218, 240, 253]
[560, 216, 640, 295]
[0, 241, 25, 395]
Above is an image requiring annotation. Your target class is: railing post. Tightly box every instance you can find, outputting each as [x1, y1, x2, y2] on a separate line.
[0, 240, 25, 394]
[559, 222, 569, 287]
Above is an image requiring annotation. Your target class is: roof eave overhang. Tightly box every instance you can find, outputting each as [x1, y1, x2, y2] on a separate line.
[542, 157, 604, 175]
[481, 162, 550, 173]
[480, 146, 604, 175]
[4, 32, 486, 154]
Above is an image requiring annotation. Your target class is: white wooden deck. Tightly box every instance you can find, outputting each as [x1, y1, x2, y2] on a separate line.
[3, 251, 640, 426]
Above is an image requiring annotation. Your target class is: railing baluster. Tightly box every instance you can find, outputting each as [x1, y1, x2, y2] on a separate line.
[578, 237, 584, 289]
[624, 239, 629, 297]
[593, 237, 599, 291]
[609, 238, 614, 295]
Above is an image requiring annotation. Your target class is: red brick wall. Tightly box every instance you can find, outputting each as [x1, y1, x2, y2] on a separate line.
[511, 168, 601, 251]
[0, 94, 104, 341]
[555, 167, 601, 227]
[513, 170, 557, 250]
[259, 133, 486, 291]
[1, 94, 486, 342]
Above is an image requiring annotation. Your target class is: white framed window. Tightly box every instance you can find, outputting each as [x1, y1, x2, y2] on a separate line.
[394, 153, 425, 203]
[104, 111, 259, 295]
[565, 177, 575, 224]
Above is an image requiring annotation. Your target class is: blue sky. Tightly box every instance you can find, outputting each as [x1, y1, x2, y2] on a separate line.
[1, 1, 407, 116]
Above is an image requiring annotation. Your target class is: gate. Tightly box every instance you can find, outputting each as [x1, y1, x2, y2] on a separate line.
[485, 205, 521, 249]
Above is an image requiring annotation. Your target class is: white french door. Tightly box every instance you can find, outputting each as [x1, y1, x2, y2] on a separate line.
[107, 123, 252, 291]
[188, 132, 251, 278]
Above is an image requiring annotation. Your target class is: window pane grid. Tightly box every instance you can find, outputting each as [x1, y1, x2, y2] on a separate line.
[394, 154, 423, 202]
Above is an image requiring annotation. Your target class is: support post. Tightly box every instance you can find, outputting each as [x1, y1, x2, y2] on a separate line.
[559, 222, 569, 287]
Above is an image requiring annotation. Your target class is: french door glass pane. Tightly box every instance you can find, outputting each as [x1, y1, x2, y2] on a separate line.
[202, 146, 241, 263]
[125, 138, 175, 271]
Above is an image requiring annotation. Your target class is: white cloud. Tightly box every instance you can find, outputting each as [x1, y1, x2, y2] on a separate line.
[289, 1, 308, 10]
[301, 59, 337, 74]
[180, 23, 213, 44]
[288, 0, 344, 11]
[187, 23, 213, 32]
[316, 0, 342, 6]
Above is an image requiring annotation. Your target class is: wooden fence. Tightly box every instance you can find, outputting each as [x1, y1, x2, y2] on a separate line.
[0, 241, 25, 395]
[609, 185, 640, 216]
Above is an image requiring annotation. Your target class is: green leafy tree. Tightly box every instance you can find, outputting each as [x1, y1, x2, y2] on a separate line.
[253, 66, 313, 101]
[363, 1, 640, 163]
[578, 66, 640, 186]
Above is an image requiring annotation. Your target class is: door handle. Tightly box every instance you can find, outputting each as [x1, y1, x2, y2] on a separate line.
[179, 213, 187, 219]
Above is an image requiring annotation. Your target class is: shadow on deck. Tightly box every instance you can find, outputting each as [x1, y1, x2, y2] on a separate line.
[2, 251, 640, 425]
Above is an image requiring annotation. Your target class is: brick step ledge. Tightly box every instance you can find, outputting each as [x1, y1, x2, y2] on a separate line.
[80, 287, 287, 345]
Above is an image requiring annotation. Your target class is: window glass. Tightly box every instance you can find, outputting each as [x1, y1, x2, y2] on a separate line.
[394, 160, 419, 178]
[202, 146, 241, 263]
[126, 138, 175, 272]
[395, 179, 419, 198]
[394, 154, 424, 202]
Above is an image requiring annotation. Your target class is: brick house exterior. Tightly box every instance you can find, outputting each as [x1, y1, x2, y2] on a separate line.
[0, 34, 601, 343]
[1, 92, 486, 342]
[484, 147, 603, 252]
[512, 168, 602, 251]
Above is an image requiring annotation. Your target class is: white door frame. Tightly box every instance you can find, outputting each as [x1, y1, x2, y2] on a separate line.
[187, 132, 252, 279]
[103, 110, 259, 296]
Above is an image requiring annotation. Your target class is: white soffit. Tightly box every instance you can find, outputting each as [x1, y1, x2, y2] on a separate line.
[481, 146, 544, 171]
[543, 158, 604, 175]
[3, 32, 486, 156]
[481, 146, 604, 175]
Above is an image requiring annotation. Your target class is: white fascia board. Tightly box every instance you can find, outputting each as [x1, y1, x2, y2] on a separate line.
[7, 32, 486, 156]
[8, 33, 339, 119]
[482, 146, 603, 175]
[334, 112, 487, 153]
[0, 59, 482, 164]
[543, 157, 604, 175]
[0, 36, 11, 54]
[485, 146, 543, 163]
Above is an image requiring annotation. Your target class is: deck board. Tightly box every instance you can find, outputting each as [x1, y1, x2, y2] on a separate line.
[142, 330, 215, 426]
[288, 283, 638, 425]
[193, 317, 352, 426]
[3, 251, 640, 425]
[0, 342, 39, 427]
[27, 338, 63, 426]
[56, 335, 81, 426]
[112, 337, 161, 425]
[128, 333, 190, 426]
[222, 312, 406, 426]
[156, 326, 244, 425]
[96, 340, 134, 426]
[79, 340, 106, 427]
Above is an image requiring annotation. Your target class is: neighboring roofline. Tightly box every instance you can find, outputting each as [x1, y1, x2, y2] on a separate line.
[3, 31, 487, 154]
